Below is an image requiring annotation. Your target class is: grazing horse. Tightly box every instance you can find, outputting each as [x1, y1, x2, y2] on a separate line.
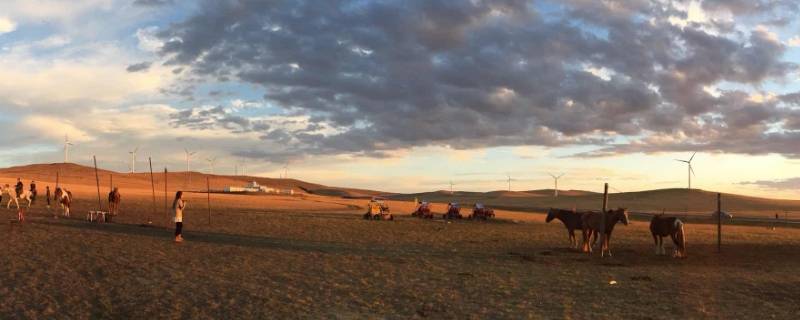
[581, 208, 629, 257]
[2, 184, 32, 209]
[650, 215, 687, 258]
[108, 187, 121, 218]
[545, 208, 593, 249]
[54, 187, 73, 217]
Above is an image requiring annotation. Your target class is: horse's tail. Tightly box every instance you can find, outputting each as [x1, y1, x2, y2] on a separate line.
[675, 219, 686, 257]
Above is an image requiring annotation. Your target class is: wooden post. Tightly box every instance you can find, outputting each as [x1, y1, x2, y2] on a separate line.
[601, 183, 608, 250]
[93, 156, 102, 211]
[148, 157, 156, 224]
[164, 168, 168, 219]
[717, 193, 722, 253]
[207, 177, 211, 225]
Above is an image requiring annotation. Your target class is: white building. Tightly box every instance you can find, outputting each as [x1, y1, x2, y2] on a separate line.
[224, 181, 278, 193]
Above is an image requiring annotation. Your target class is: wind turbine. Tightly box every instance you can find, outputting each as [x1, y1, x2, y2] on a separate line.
[549, 173, 565, 197]
[184, 148, 196, 187]
[206, 156, 217, 174]
[675, 152, 697, 189]
[128, 146, 139, 173]
[282, 162, 289, 179]
[63, 134, 74, 163]
[449, 180, 455, 194]
[506, 174, 514, 192]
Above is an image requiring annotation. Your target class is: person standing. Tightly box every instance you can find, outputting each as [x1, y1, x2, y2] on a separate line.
[29, 181, 37, 203]
[15, 178, 23, 197]
[172, 191, 186, 242]
[46, 186, 51, 209]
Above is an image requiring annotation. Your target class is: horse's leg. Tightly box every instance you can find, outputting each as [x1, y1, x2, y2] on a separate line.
[670, 233, 680, 257]
[568, 229, 575, 248]
[605, 233, 612, 257]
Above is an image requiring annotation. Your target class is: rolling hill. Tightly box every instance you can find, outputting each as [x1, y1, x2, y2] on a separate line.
[1, 163, 799, 216]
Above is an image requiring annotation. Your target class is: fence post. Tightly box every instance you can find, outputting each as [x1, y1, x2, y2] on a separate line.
[164, 168, 168, 219]
[207, 177, 211, 225]
[717, 193, 722, 253]
[93, 156, 102, 212]
[149, 157, 155, 224]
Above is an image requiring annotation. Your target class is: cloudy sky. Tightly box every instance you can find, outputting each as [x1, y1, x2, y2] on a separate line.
[1, 0, 799, 198]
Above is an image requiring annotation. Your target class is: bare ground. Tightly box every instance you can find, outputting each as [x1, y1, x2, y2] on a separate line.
[1, 190, 799, 319]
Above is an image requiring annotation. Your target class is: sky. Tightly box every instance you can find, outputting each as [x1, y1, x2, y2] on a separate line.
[0, 0, 799, 198]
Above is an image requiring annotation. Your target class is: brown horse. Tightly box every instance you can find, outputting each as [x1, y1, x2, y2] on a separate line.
[581, 208, 629, 257]
[545, 208, 593, 249]
[649, 215, 687, 258]
[108, 187, 121, 220]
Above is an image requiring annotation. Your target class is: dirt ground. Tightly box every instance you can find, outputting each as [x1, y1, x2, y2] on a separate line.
[1, 185, 800, 319]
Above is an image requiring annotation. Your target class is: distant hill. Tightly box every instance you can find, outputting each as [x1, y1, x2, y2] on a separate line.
[0, 163, 388, 198]
[388, 187, 800, 215]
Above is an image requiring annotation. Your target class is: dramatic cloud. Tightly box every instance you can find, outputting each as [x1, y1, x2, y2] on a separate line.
[149, 0, 800, 161]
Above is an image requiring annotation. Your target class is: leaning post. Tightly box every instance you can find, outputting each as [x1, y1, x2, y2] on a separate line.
[93, 156, 102, 212]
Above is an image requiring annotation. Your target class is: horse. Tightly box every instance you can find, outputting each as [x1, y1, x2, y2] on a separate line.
[649, 215, 687, 258]
[545, 208, 593, 249]
[581, 208, 629, 257]
[54, 187, 73, 217]
[108, 187, 121, 219]
[2, 184, 31, 209]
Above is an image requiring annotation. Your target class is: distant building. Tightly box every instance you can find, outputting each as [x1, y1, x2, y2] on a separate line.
[224, 181, 278, 193]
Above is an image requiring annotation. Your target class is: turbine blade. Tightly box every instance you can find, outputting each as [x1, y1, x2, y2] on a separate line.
[690, 165, 696, 176]
[689, 152, 696, 162]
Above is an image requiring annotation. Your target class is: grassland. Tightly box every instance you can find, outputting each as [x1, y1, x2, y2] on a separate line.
[1, 164, 799, 318]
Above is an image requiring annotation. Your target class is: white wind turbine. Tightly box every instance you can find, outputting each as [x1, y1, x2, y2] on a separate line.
[63, 134, 74, 163]
[449, 180, 456, 194]
[282, 162, 289, 179]
[675, 152, 697, 189]
[128, 146, 139, 173]
[206, 156, 217, 174]
[549, 173, 565, 197]
[506, 174, 515, 192]
[184, 149, 196, 187]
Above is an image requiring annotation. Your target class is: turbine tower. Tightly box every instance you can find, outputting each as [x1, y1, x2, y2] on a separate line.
[449, 180, 455, 194]
[206, 156, 217, 174]
[184, 148, 196, 187]
[549, 173, 565, 197]
[506, 174, 513, 192]
[63, 134, 74, 163]
[675, 152, 697, 189]
[128, 146, 139, 173]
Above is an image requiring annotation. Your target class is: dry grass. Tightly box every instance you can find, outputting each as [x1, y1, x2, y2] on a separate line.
[2, 186, 800, 319]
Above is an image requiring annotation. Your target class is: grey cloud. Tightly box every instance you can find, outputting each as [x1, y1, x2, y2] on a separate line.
[154, 0, 800, 159]
[126, 61, 152, 72]
[739, 177, 800, 190]
[133, 0, 174, 6]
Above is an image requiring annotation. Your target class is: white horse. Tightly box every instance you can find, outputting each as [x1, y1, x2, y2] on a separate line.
[2, 184, 31, 209]
[54, 187, 72, 217]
